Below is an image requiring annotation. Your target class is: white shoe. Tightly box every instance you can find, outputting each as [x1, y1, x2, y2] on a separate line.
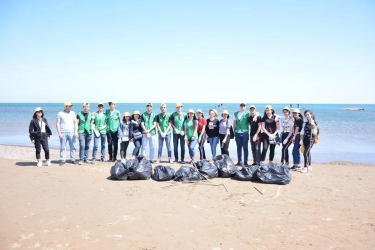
[121, 159, 126, 164]
[37, 162, 42, 167]
[300, 168, 308, 173]
[155, 159, 160, 164]
[308, 166, 313, 171]
[45, 161, 52, 166]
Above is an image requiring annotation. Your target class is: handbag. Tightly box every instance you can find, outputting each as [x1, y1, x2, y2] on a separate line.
[133, 131, 142, 140]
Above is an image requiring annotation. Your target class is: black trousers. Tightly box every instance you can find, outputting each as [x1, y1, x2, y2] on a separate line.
[250, 135, 261, 165]
[219, 134, 230, 156]
[261, 136, 276, 161]
[281, 132, 293, 164]
[198, 133, 207, 160]
[120, 141, 130, 159]
[107, 131, 119, 160]
[303, 138, 314, 168]
[35, 134, 50, 159]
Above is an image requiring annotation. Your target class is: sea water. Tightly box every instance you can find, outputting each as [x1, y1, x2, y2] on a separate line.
[1, 103, 374, 164]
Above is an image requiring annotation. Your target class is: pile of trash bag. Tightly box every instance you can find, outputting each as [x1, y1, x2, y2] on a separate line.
[194, 160, 218, 178]
[153, 165, 175, 181]
[174, 165, 203, 182]
[234, 165, 259, 181]
[110, 156, 152, 180]
[110, 161, 129, 180]
[256, 163, 292, 185]
[213, 155, 237, 178]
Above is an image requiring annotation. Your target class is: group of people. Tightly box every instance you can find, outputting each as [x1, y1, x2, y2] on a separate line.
[28, 102, 318, 173]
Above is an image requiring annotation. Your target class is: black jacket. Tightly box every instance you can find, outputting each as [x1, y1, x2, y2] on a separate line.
[29, 118, 52, 141]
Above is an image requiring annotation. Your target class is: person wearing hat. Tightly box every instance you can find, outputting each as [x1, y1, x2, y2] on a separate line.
[169, 103, 187, 164]
[196, 109, 207, 160]
[206, 108, 220, 160]
[91, 103, 108, 163]
[29, 107, 52, 167]
[105, 101, 121, 162]
[218, 110, 232, 156]
[129, 110, 143, 158]
[299, 110, 319, 173]
[76, 103, 93, 165]
[290, 108, 304, 170]
[248, 105, 262, 165]
[141, 103, 157, 163]
[184, 109, 198, 163]
[118, 112, 131, 163]
[279, 107, 294, 166]
[233, 102, 250, 166]
[261, 105, 280, 164]
[56, 102, 78, 165]
[156, 103, 172, 164]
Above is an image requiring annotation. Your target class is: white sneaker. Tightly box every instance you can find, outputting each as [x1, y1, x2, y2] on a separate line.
[45, 161, 52, 166]
[169, 159, 173, 164]
[155, 159, 160, 164]
[121, 159, 126, 164]
[300, 168, 308, 173]
[37, 162, 42, 167]
[308, 166, 313, 171]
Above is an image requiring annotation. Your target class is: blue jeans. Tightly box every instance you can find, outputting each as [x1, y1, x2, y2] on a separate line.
[79, 132, 92, 161]
[158, 134, 172, 159]
[141, 134, 156, 161]
[292, 134, 301, 165]
[235, 132, 249, 163]
[188, 138, 198, 159]
[207, 136, 219, 159]
[173, 133, 185, 161]
[59, 132, 77, 162]
[92, 133, 106, 160]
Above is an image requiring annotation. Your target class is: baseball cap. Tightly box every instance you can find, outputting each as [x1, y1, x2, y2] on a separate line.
[64, 102, 73, 107]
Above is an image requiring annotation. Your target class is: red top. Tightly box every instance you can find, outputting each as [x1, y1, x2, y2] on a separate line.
[197, 117, 207, 133]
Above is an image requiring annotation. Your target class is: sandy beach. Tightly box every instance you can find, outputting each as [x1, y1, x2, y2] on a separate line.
[0, 145, 374, 250]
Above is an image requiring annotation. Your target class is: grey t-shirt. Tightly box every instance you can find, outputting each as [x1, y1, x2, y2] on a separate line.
[57, 110, 76, 133]
[219, 119, 232, 135]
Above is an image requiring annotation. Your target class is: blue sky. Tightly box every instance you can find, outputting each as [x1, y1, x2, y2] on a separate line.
[0, 0, 374, 104]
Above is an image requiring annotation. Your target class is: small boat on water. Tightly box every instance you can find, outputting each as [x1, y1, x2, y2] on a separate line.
[343, 108, 364, 111]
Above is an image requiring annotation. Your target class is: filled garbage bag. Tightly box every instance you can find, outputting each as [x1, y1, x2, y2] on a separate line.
[213, 155, 237, 178]
[174, 166, 203, 182]
[110, 161, 129, 180]
[256, 163, 292, 185]
[234, 165, 259, 181]
[127, 157, 152, 180]
[153, 165, 175, 181]
[195, 160, 218, 178]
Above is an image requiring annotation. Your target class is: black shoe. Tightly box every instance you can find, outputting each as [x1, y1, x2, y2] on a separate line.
[251, 163, 258, 166]
[289, 166, 298, 171]
[59, 161, 65, 166]
[112, 158, 117, 162]
[108, 158, 113, 162]
[100, 158, 106, 162]
[180, 160, 186, 164]
[71, 161, 78, 165]
[235, 162, 242, 166]
[244, 162, 248, 166]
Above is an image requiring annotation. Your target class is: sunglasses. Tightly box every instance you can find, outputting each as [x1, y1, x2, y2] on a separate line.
[147, 105, 152, 107]
[240, 104, 246, 107]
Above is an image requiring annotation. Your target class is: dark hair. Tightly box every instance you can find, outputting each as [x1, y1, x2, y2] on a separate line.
[304, 109, 315, 121]
[122, 116, 130, 122]
[33, 111, 44, 119]
[221, 114, 230, 119]
[297, 113, 304, 121]
[263, 109, 275, 116]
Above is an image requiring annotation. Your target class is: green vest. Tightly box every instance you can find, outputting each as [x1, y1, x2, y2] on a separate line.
[142, 112, 156, 135]
[184, 119, 197, 139]
[172, 111, 186, 133]
[77, 112, 92, 134]
[93, 112, 107, 135]
[158, 113, 171, 135]
[234, 111, 250, 132]
[105, 109, 120, 132]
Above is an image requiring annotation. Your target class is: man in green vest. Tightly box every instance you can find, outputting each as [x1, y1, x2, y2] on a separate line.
[169, 103, 187, 164]
[91, 102, 107, 163]
[156, 103, 172, 164]
[141, 102, 157, 162]
[233, 102, 250, 166]
[76, 102, 92, 165]
[105, 101, 121, 162]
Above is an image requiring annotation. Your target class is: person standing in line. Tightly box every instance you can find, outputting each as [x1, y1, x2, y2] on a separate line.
[91, 103, 107, 164]
[118, 112, 131, 163]
[279, 107, 294, 166]
[261, 105, 280, 164]
[169, 103, 187, 164]
[141, 103, 157, 163]
[129, 110, 143, 158]
[156, 103, 172, 164]
[300, 110, 318, 173]
[218, 110, 231, 156]
[184, 109, 198, 163]
[76, 102, 92, 165]
[249, 105, 262, 165]
[196, 109, 207, 160]
[56, 102, 78, 165]
[105, 101, 121, 162]
[290, 108, 303, 170]
[29, 107, 52, 167]
[233, 102, 250, 166]
[206, 108, 220, 161]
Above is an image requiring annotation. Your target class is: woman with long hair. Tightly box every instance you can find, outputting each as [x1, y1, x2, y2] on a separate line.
[118, 112, 131, 163]
[290, 108, 303, 170]
[196, 109, 207, 160]
[279, 107, 294, 166]
[218, 110, 231, 156]
[206, 108, 220, 161]
[29, 107, 52, 167]
[129, 110, 143, 158]
[261, 105, 280, 164]
[300, 110, 319, 173]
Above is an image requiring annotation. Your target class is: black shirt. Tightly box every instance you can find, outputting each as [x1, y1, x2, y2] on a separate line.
[294, 118, 303, 133]
[249, 115, 262, 136]
[206, 118, 220, 137]
[262, 115, 277, 134]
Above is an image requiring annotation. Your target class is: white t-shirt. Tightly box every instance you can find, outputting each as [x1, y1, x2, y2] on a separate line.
[57, 110, 76, 133]
[279, 117, 294, 133]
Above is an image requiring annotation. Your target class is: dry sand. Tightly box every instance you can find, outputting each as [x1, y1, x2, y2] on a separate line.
[0, 145, 374, 250]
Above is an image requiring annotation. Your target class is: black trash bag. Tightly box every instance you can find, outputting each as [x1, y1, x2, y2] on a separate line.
[174, 166, 203, 182]
[213, 155, 237, 178]
[110, 161, 129, 180]
[127, 157, 152, 180]
[195, 160, 218, 179]
[234, 165, 259, 181]
[257, 163, 292, 185]
[153, 165, 175, 181]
